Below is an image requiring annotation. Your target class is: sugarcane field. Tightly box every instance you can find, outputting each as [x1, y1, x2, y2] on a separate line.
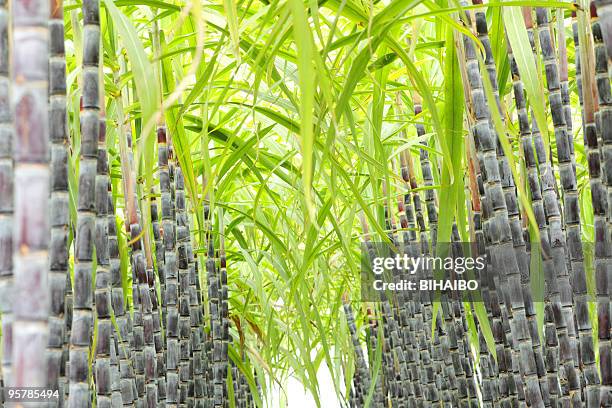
[1, 0, 612, 406]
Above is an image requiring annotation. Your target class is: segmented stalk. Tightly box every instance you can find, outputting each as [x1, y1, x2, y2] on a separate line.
[466, 133, 500, 407]
[174, 167, 191, 405]
[10, 0, 52, 394]
[0, 0, 13, 390]
[410, 170, 440, 406]
[136, 184, 160, 406]
[397, 149, 436, 405]
[202, 187, 215, 407]
[414, 227, 442, 404]
[594, 0, 612, 72]
[557, 8, 576, 170]
[389, 190, 418, 406]
[414, 98, 455, 406]
[413, 97, 438, 247]
[366, 309, 385, 407]
[195, 258, 208, 407]
[592, 5, 612, 405]
[473, 150, 514, 408]
[535, 8, 589, 406]
[159, 127, 179, 407]
[382, 196, 413, 408]
[543, 7, 602, 406]
[94, 105, 114, 408]
[129, 214, 158, 407]
[150, 198, 167, 407]
[460, 9, 513, 408]
[68, 0, 100, 403]
[359, 218, 393, 406]
[184, 209, 204, 407]
[106, 200, 128, 408]
[108, 189, 137, 406]
[450, 228, 480, 408]
[342, 296, 371, 408]
[413, 95, 459, 407]
[239, 363, 251, 408]
[63, 268, 73, 406]
[531, 116, 581, 407]
[121, 132, 146, 407]
[207, 222, 222, 407]
[506, 36, 558, 408]
[47, 0, 69, 401]
[219, 210, 230, 408]
[239, 357, 250, 408]
[460, 7, 547, 408]
[109, 328, 123, 407]
[141, 203, 163, 407]
[470, 5, 549, 406]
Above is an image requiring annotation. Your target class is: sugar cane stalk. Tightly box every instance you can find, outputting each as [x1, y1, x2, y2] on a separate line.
[591, 4, 612, 405]
[12, 0, 52, 392]
[460, 6, 546, 407]
[159, 127, 180, 407]
[0, 0, 13, 391]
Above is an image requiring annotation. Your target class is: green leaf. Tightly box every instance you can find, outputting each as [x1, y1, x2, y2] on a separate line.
[223, 0, 242, 62]
[289, 0, 317, 224]
[503, 3, 550, 150]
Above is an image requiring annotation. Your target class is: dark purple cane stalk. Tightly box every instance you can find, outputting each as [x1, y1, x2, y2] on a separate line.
[342, 294, 371, 407]
[11, 0, 52, 393]
[159, 127, 180, 407]
[218, 211, 230, 407]
[594, 0, 612, 74]
[390, 187, 420, 405]
[533, 8, 589, 406]
[105, 198, 125, 407]
[122, 131, 147, 407]
[63, 268, 73, 406]
[151, 196, 168, 406]
[174, 167, 191, 405]
[457, 4, 546, 407]
[381, 185, 414, 407]
[366, 309, 385, 407]
[358, 216, 394, 406]
[142, 199, 163, 408]
[69, 0, 101, 402]
[536, 8, 605, 407]
[107, 186, 138, 406]
[201, 183, 215, 407]
[471, 4, 549, 405]
[184, 211, 204, 407]
[449, 227, 479, 408]
[47, 0, 70, 400]
[413, 93, 463, 407]
[129, 207, 158, 407]
[94, 97, 115, 408]
[506, 34, 560, 408]
[531, 115, 583, 408]
[591, 4, 612, 405]
[466, 134, 499, 408]
[0, 0, 13, 392]
[207, 218, 223, 408]
[398, 144, 440, 405]
[413, 95, 438, 248]
[557, 8, 576, 174]
[175, 164, 204, 406]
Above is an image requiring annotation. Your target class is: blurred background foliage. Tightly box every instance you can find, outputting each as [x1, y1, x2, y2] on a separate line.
[63, 0, 591, 404]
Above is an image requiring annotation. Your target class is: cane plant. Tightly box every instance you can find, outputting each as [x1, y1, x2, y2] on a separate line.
[11, 0, 51, 391]
[0, 0, 12, 395]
